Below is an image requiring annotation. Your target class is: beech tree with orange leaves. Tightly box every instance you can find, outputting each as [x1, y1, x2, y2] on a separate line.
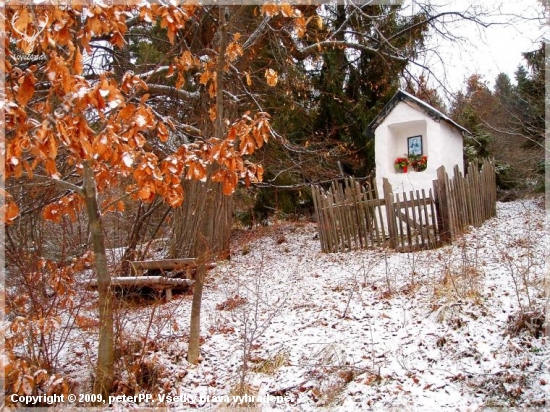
[2, 3, 292, 396]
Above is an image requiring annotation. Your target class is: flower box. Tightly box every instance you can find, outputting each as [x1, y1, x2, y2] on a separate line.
[394, 157, 409, 173]
[409, 155, 428, 172]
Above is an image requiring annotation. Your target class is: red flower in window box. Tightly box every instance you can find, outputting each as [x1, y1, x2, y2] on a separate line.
[410, 155, 428, 172]
[394, 157, 409, 173]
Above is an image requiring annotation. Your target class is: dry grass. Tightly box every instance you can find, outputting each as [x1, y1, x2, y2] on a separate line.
[251, 350, 289, 375]
[430, 236, 485, 307]
[306, 366, 357, 406]
[506, 309, 546, 338]
[223, 382, 260, 409]
[434, 264, 484, 303]
[216, 294, 248, 311]
[296, 343, 360, 406]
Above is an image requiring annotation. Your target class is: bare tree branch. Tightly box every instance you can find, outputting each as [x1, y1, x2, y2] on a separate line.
[146, 83, 200, 100]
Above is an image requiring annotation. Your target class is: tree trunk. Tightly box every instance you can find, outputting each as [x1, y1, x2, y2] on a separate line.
[186, 6, 229, 364]
[83, 162, 114, 398]
[170, 4, 233, 260]
[186, 254, 206, 364]
[169, 178, 233, 259]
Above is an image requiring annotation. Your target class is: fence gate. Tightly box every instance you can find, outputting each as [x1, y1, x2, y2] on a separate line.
[382, 179, 441, 252]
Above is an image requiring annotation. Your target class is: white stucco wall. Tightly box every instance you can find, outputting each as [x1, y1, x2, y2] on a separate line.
[374, 101, 464, 197]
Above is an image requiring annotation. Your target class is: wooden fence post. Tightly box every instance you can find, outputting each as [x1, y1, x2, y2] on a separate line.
[311, 185, 327, 252]
[382, 178, 396, 248]
[434, 166, 451, 243]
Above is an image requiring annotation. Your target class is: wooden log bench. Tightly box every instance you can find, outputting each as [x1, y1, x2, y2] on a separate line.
[88, 258, 216, 302]
[88, 276, 194, 302]
[129, 258, 217, 279]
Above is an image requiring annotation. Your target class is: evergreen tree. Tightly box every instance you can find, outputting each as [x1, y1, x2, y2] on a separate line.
[451, 44, 546, 193]
[312, 4, 429, 176]
[513, 44, 545, 148]
[450, 74, 493, 163]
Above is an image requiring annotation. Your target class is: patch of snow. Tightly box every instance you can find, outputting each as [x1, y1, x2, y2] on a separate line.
[77, 87, 88, 98]
[109, 99, 122, 109]
[136, 115, 147, 128]
[122, 153, 133, 168]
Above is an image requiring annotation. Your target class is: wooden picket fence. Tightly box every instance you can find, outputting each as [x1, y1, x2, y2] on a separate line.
[311, 178, 386, 253]
[312, 159, 496, 253]
[434, 158, 497, 241]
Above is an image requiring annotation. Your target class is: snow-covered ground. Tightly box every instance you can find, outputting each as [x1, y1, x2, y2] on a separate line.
[65, 198, 548, 410]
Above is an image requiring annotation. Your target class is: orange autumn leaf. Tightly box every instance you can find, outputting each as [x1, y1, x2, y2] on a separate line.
[222, 180, 235, 195]
[222, 171, 238, 195]
[239, 135, 255, 155]
[175, 72, 185, 88]
[165, 186, 184, 207]
[73, 46, 83, 74]
[256, 164, 264, 181]
[158, 121, 169, 142]
[17, 72, 36, 106]
[227, 125, 237, 141]
[261, 4, 279, 16]
[244, 71, 252, 86]
[211, 170, 226, 183]
[138, 183, 154, 201]
[252, 128, 265, 149]
[280, 4, 296, 18]
[209, 106, 217, 121]
[176, 50, 198, 71]
[75, 315, 100, 329]
[111, 32, 126, 49]
[166, 64, 175, 78]
[265, 68, 278, 87]
[133, 133, 146, 148]
[227, 41, 243, 62]
[200, 70, 215, 85]
[118, 103, 136, 121]
[294, 16, 307, 38]
[43, 204, 62, 223]
[208, 82, 216, 98]
[2, 201, 20, 225]
[44, 158, 59, 178]
[192, 162, 207, 181]
[44, 136, 58, 159]
[315, 15, 323, 29]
